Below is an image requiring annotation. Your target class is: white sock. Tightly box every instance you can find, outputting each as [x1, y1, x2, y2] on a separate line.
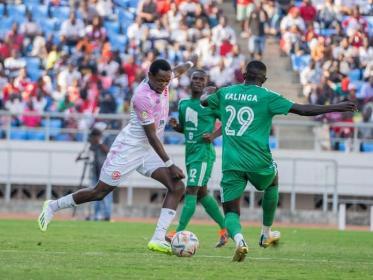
[262, 225, 271, 237]
[151, 208, 176, 241]
[49, 194, 77, 212]
[233, 233, 244, 247]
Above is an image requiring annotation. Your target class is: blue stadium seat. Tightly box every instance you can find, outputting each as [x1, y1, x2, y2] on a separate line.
[165, 135, 184, 145]
[36, 17, 56, 35]
[319, 29, 336, 37]
[338, 141, 346, 152]
[27, 130, 46, 141]
[0, 3, 4, 16]
[104, 21, 120, 34]
[109, 34, 127, 52]
[8, 4, 26, 23]
[52, 6, 70, 20]
[31, 5, 48, 18]
[348, 69, 361, 82]
[269, 136, 278, 149]
[25, 57, 41, 68]
[362, 143, 373, 152]
[10, 129, 27, 140]
[128, 0, 139, 8]
[0, 16, 14, 31]
[55, 133, 71, 141]
[24, 0, 42, 4]
[25, 57, 42, 81]
[42, 119, 63, 138]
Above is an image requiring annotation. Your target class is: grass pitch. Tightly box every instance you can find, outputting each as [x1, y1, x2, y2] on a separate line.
[0, 220, 373, 280]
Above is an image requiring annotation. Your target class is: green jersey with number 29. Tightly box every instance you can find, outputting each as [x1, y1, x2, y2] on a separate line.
[206, 84, 293, 172]
[178, 98, 219, 165]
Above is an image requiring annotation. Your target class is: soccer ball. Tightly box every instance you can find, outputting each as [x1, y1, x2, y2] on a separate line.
[171, 231, 199, 257]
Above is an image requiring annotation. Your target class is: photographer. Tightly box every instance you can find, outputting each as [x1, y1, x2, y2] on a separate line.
[86, 123, 114, 221]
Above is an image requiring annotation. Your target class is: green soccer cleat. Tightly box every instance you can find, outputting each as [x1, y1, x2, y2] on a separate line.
[259, 230, 281, 248]
[147, 240, 172, 255]
[38, 200, 54, 232]
[232, 240, 248, 262]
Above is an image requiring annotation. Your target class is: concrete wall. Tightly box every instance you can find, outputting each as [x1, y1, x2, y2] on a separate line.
[1, 140, 372, 197]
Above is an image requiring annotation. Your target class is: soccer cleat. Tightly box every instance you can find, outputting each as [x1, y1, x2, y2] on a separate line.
[165, 230, 176, 243]
[215, 228, 229, 248]
[38, 200, 54, 232]
[259, 230, 281, 248]
[232, 240, 248, 262]
[147, 240, 172, 255]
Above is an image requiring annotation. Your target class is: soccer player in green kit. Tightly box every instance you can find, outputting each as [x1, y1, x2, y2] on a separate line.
[201, 60, 357, 262]
[168, 70, 228, 247]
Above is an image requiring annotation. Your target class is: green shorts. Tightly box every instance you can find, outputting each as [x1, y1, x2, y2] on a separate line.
[186, 161, 214, 187]
[220, 164, 277, 203]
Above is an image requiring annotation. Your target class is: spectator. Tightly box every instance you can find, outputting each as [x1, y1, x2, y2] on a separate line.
[247, 3, 268, 60]
[22, 100, 42, 128]
[299, 0, 317, 25]
[137, 0, 158, 24]
[4, 50, 26, 75]
[57, 62, 82, 95]
[280, 7, 306, 33]
[212, 16, 236, 47]
[236, 0, 254, 38]
[60, 12, 85, 49]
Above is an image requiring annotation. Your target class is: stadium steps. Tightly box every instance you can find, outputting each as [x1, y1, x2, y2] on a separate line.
[220, 1, 313, 149]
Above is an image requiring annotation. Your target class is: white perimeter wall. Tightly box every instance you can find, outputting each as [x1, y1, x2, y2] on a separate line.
[0, 140, 372, 197]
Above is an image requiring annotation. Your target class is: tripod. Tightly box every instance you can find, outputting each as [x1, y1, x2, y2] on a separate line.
[72, 144, 92, 218]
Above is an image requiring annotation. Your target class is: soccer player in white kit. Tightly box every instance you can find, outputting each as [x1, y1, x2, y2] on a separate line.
[38, 58, 196, 254]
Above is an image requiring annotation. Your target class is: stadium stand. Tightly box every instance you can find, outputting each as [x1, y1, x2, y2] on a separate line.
[0, 0, 247, 144]
[278, 0, 372, 151]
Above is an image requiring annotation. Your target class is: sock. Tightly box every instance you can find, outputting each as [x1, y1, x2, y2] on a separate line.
[176, 194, 197, 232]
[262, 185, 279, 228]
[49, 194, 76, 212]
[225, 212, 241, 241]
[152, 208, 176, 241]
[200, 195, 225, 229]
[261, 225, 271, 237]
[233, 233, 244, 247]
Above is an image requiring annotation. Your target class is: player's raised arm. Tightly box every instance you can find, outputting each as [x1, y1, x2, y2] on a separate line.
[172, 54, 198, 79]
[200, 86, 218, 107]
[289, 101, 357, 116]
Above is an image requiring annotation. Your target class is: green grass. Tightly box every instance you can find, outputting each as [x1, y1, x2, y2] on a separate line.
[1, 220, 373, 280]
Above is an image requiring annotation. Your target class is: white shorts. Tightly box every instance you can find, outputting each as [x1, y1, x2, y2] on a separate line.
[99, 142, 165, 187]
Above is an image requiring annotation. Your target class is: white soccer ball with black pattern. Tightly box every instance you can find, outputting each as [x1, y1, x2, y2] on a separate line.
[171, 231, 199, 257]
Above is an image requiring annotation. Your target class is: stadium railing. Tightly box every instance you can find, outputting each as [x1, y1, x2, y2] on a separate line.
[1, 110, 373, 152]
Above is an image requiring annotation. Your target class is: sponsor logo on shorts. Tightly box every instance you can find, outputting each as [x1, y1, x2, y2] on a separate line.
[111, 171, 121, 181]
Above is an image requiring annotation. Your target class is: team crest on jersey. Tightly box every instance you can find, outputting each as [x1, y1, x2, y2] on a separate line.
[141, 111, 148, 120]
[112, 171, 121, 181]
[186, 107, 198, 128]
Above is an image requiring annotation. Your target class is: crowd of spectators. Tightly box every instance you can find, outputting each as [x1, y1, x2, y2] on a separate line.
[275, 0, 372, 150]
[0, 0, 246, 141]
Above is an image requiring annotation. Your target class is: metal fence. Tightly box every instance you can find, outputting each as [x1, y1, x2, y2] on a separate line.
[1, 110, 373, 151]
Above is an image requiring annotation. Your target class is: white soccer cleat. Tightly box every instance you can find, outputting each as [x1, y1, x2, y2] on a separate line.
[259, 230, 281, 248]
[38, 200, 54, 232]
[232, 239, 249, 262]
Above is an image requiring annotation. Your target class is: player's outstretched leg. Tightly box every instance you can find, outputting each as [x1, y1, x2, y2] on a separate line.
[37, 181, 115, 232]
[223, 199, 248, 262]
[197, 187, 228, 248]
[148, 168, 185, 255]
[259, 180, 280, 248]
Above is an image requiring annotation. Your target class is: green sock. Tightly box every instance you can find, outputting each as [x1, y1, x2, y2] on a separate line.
[262, 185, 279, 226]
[224, 212, 241, 238]
[200, 195, 225, 229]
[176, 194, 197, 232]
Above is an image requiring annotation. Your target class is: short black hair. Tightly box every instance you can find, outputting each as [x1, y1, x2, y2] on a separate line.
[191, 69, 207, 77]
[245, 60, 267, 82]
[149, 59, 171, 76]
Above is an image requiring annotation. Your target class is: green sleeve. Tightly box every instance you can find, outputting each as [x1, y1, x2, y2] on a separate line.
[268, 90, 294, 115]
[206, 89, 221, 111]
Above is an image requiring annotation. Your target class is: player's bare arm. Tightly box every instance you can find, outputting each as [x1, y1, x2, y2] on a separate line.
[200, 86, 217, 107]
[168, 118, 183, 133]
[203, 125, 222, 143]
[289, 101, 357, 116]
[172, 54, 198, 79]
[143, 123, 185, 179]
